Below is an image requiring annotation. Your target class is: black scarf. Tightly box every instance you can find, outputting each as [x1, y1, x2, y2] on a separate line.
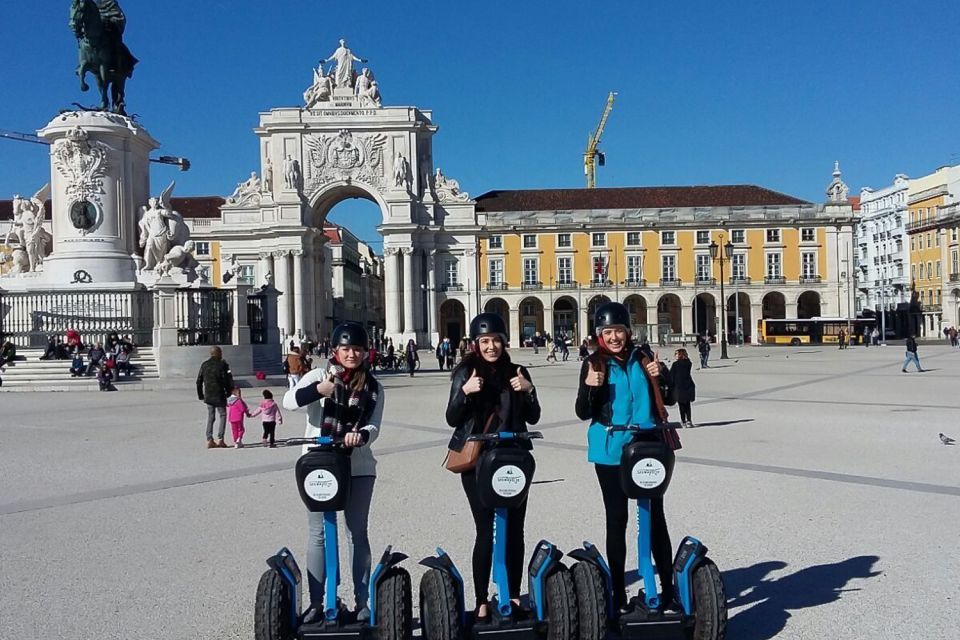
[322, 357, 379, 437]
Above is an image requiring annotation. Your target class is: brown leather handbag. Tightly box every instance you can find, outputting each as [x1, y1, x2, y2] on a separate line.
[444, 412, 497, 473]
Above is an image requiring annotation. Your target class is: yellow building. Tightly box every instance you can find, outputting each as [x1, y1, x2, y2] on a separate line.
[476, 184, 856, 344]
[905, 165, 960, 336]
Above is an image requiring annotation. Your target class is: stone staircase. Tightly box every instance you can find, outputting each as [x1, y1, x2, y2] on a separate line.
[0, 347, 160, 391]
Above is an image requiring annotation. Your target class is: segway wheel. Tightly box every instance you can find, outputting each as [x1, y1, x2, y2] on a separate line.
[254, 568, 295, 640]
[686, 558, 727, 640]
[419, 568, 461, 640]
[375, 566, 413, 640]
[571, 561, 607, 640]
[544, 567, 578, 640]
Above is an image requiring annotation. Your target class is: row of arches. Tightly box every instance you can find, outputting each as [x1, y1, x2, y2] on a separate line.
[438, 291, 823, 344]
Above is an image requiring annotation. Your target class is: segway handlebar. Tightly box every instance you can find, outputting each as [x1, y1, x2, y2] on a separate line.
[605, 424, 647, 434]
[466, 431, 543, 442]
[273, 435, 348, 447]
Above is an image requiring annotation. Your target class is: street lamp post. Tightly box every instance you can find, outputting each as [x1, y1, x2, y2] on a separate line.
[710, 237, 734, 360]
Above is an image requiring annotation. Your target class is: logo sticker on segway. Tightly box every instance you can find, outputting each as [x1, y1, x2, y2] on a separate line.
[631, 458, 666, 489]
[303, 469, 339, 502]
[492, 465, 526, 497]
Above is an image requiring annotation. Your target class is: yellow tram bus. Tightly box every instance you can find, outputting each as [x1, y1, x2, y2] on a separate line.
[757, 318, 876, 346]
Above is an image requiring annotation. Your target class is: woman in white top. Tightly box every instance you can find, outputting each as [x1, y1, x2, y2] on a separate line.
[283, 322, 384, 622]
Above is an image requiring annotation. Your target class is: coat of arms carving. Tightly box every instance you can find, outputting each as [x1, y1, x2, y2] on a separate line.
[304, 129, 387, 190]
[52, 126, 110, 206]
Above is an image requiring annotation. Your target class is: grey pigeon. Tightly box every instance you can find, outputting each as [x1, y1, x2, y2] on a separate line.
[940, 433, 956, 445]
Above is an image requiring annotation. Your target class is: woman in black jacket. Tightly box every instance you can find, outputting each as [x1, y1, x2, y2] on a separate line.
[669, 348, 696, 427]
[445, 313, 541, 621]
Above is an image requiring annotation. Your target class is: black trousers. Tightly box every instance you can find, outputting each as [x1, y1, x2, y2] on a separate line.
[678, 402, 692, 423]
[594, 464, 674, 607]
[262, 421, 276, 445]
[461, 470, 527, 607]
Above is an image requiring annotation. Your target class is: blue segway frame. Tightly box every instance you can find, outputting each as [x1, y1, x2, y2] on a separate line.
[567, 541, 616, 621]
[419, 547, 467, 627]
[673, 536, 708, 616]
[265, 546, 303, 632]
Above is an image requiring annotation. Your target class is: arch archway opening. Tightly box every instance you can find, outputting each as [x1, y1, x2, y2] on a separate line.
[692, 292, 717, 337]
[519, 297, 545, 346]
[727, 292, 752, 344]
[656, 294, 682, 343]
[762, 291, 786, 320]
[623, 294, 648, 342]
[797, 291, 822, 319]
[552, 296, 578, 342]
[439, 299, 467, 345]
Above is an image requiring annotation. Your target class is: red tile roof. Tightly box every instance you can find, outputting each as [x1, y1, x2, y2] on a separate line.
[847, 196, 861, 211]
[474, 185, 810, 212]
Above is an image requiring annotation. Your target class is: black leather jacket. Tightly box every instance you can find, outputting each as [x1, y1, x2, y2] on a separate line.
[445, 363, 541, 452]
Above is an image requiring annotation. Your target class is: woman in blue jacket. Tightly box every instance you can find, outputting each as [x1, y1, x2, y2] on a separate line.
[574, 302, 676, 612]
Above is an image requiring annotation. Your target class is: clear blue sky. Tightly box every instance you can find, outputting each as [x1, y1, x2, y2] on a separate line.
[2, 0, 959, 247]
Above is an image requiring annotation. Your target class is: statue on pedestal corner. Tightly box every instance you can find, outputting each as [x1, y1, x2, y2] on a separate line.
[138, 181, 189, 271]
[3, 184, 53, 274]
[69, 0, 138, 115]
[324, 38, 367, 89]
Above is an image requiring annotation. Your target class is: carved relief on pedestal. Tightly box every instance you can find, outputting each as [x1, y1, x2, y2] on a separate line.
[304, 129, 387, 191]
[52, 126, 110, 235]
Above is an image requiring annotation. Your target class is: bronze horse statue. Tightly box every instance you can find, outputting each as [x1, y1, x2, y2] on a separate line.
[70, 0, 138, 115]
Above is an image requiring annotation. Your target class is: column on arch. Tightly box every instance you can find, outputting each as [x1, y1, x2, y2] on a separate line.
[292, 249, 306, 338]
[383, 247, 401, 340]
[273, 249, 292, 339]
[427, 250, 438, 347]
[402, 247, 415, 336]
[509, 305, 521, 349]
[258, 252, 273, 289]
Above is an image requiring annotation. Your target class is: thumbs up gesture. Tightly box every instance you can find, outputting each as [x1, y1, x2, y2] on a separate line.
[645, 352, 662, 378]
[585, 359, 605, 387]
[462, 368, 483, 395]
[510, 366, 533, 393]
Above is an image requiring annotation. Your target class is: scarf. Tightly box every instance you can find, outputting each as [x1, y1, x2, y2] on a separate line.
[321, 357, 379, 438]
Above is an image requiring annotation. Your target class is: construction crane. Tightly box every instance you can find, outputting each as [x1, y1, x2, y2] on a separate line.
[583, 91, 616, 188]
[0, 128, 191, 171]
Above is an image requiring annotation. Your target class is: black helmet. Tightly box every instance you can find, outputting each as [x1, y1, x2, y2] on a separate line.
[331, 322, 368, 348]
[469, 313, 508, 341]
[593, 302, 631, 336]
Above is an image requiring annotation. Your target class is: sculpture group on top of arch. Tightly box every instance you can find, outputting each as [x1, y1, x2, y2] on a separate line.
[303, 38, 381, 109]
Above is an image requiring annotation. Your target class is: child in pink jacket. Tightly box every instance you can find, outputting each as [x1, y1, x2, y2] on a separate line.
[250, 389, 283, 447]
[226, 387, 251, 448]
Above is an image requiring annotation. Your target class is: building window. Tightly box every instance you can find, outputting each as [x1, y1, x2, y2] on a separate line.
[912, 264, 917, 282]
[696, 230, 710, 244]
[732, 254, 746, 279]
[897, 264, 904, 277]
[488, 259, 503, 285]
[557, 257, 572, 285]
[919, 263, 925, 280]
[766, 253, 782, 278]
[445, 260, 459, 286]
[911, 237, 915, 251]
[592, 256, 607, 284]
[238, 264, 255, 284]
[927, 233, 932, 249]
[523, 234, 537, 249]
[937, 289, 942, 304]
[557, 233, 571, 248]
[953, 228, 958, 242]
[626, 231, 641, 246]
[695, 254, 711, 280]
[936, 260, 942, 278]
[801, 252, 816, 278]
[523, 258, 538, 285]
[194, 241, 210, 256]
[592, 232, 606, 247]
[489, 235, 503, 249]
[766, 229, 781, 243]
[661, 255, 675, 280]
[731, 229, 745, 244]
[627, 255, 642, 282]
[927, 261, 933, 280]
[801, 228, 815, 242]
[661, 231, 675, 246]
[952, 251, 959, 275]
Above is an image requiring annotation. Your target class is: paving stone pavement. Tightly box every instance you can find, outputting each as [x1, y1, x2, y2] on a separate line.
[1, 344, 958, 640]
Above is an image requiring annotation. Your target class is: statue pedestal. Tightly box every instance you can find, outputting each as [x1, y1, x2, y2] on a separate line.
[38, 111, 159, 286]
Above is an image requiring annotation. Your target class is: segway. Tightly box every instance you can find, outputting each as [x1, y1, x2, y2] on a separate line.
[419, 431, 579, 640]
[570, 426, 727, 640]
[254, 436, 413, 640]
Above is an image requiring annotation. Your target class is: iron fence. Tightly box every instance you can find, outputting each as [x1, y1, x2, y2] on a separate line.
[175, 289, 233, 346]
[0, 289, 154, 347]
[248, 293, 266, 344]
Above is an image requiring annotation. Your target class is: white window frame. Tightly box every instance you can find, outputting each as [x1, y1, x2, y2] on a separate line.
[801, 228, 816, 242]
[766, 228, 781, 244]
[557, 256, 573, 285]
[731, 253, 746, 279]
[661, 231, 675, 246]
[731, 229, 745, 244]
[194, 241, 210, 256]
[592, 255, 608, 284]
[556, 233, 572, 248]
[766, 252, 782, 278]
[592, 232, 607, 247]
[238, 264, 255, 284]
[626, 254, 643, 282]
[801, 251, 817, 278]
[696, 230, 710, 245]
[488, 258, 503, 285]
[626, 231, 642, 246]
[523, 257, 538, 285]
[445, 259, 459, 286]
[661, 255, 676, 280]
[488, 234, 503, 249]
[695, 254, 711, 280]
[522, 234, 538, 249]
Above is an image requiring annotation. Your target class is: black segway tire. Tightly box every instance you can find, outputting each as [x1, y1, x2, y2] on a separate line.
[571, 561, 607, 640]
[419, 568, 460, 640]
[686, 558, 727, 640]
[544, 567, 578, 640]
[254, 568, 294, 640]
[375, 566, 413, 640]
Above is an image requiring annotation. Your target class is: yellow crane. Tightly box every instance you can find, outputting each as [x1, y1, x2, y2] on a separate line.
[583, 91, 616, 188]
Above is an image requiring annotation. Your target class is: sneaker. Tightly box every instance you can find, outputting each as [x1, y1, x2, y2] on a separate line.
[262, 438, 268, 446]
[355, 606, 370, 623]
[217, 439, 228, 448]
[206, 439, 216, 449]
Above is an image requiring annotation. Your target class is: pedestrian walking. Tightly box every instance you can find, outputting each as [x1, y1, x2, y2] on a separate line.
[546, 339, 558, 363]
[697, 335, 711, 369]
[436, 340, 447, 371]
[579, 339, 589, 361]
[227, 387, 251, 448]
[445, 312, 540, 622]
[670, 348, 696, 427]
[445, 337, 456, 370]
[285, 346, 307, 389]
[902, 335, 924, 373]
[560, 336, 570, 361]
[283, 322, 385, 623]
[405, 338, 419, 377]
[838, 328, 846, 349]
[196, 346, 233, 448]
[250, 389, 283, 447]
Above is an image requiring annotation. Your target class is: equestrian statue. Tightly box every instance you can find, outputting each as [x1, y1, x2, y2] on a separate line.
[69, 0, 138, 115]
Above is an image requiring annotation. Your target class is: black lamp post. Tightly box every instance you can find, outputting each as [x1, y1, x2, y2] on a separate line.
[709, 237, 735, 360]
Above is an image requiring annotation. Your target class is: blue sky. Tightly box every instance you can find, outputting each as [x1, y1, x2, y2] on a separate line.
[2, 0, 959, 247]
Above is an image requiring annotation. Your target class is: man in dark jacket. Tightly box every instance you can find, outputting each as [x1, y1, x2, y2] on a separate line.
[197, 346, 233, 448]
[902, 335, 923, 373]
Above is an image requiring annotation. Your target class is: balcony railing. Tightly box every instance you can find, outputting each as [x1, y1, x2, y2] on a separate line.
[555, 281, 578, 289]
[589, 280, 612, 289]
[521, 281, 543, 290]
[799, 275, 822, 284]
[623, 278, 647, 287]
[659, 278, 681, 287]
[729, 276, 751, 285]
[486, 282, 508, 291]
[440, 283, 464, 292]
[926, 304, 943, 313]
[764, 276, 786, 285]
[694, 277, 716, 286]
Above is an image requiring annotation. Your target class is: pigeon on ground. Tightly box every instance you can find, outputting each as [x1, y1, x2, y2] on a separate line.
[940, 433, 956, 445]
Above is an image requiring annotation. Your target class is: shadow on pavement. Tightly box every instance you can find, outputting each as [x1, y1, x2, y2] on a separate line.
[689, 419, 755, 428]
[725, 555, 882, 640]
